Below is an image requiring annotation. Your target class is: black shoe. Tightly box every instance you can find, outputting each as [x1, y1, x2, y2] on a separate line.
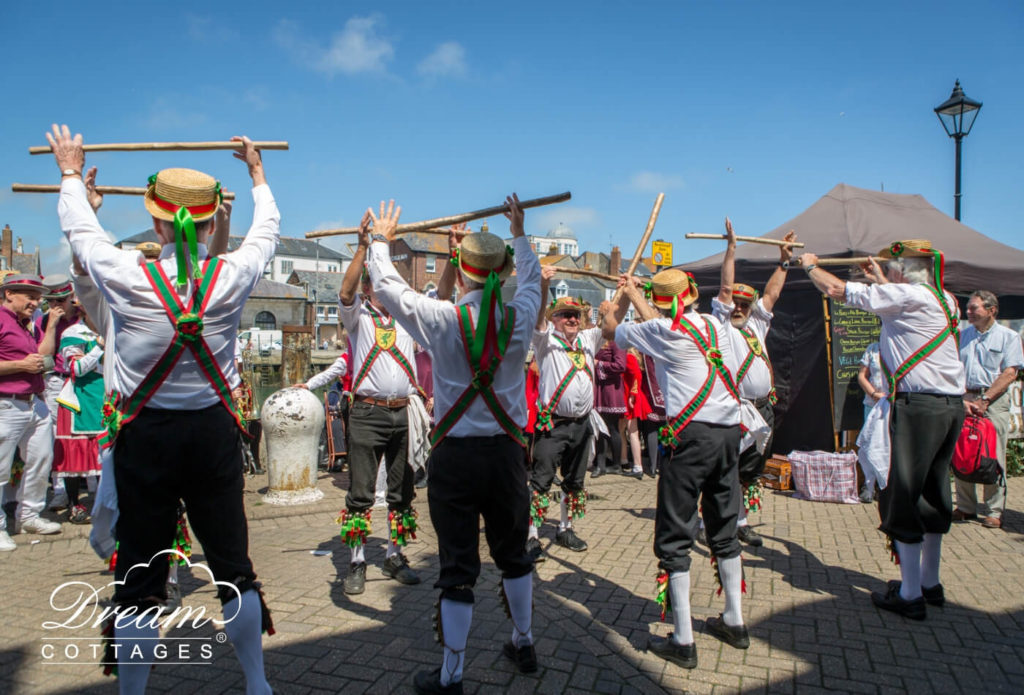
[859, 484, 874, 504]
[413, 668, 463, 695]
[554, 529, 588, 552]
[502, 640, 538, 673]
[591, 466, 605, 479]
[624, 469, 644, 480]
[705, 615, 750, 649]
[921, 583, 945, 607]
[647, 634, 697, 669]
[526, 537, 545, 563]
[381, 554, 421, 585]
[736, 525, 763, 547]
[343, 562, 366, 595]
[871, 581, 926, 620]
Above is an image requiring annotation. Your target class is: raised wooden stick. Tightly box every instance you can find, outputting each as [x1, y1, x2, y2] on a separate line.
[305, 191, 572, 239]
[28, 141, 289, 155]
[685, 233, 805, 248]
[611, 193, 665, 304]
[12, 183, 236, 200]
[799, 256, 880, 267]
[544, 266, 618, 282]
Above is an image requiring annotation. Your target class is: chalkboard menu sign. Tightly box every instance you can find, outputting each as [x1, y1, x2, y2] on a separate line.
[827, 299, 881, 431]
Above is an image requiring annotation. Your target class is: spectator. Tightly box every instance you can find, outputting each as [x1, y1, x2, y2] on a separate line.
[856, 341, 887, 502]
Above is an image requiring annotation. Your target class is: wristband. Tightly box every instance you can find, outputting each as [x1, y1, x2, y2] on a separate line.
[371, 233, 388, 244]
[804, 263, 818, 272]
[780, 260, 790, 271]
[61, 168, 82, 178]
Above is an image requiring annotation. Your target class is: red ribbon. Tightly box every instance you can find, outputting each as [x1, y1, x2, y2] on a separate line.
[151, 191, 218, 217]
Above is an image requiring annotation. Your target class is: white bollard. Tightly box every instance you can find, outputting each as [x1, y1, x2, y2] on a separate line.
[261, 387, 325, 505]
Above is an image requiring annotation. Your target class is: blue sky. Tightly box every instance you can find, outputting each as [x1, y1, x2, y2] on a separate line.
[2, 0, 1022, 276]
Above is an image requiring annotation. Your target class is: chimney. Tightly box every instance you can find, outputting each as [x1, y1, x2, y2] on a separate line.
[1, 225, 11, 264]
[16, 237, 24, 254]
[610, 245, 622, 274]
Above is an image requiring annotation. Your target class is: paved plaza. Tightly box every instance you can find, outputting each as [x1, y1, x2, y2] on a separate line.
[2, 470, 1023, 694]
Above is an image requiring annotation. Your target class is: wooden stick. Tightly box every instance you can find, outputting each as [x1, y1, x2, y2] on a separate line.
[684, 233, 805, 248]
[28, 141, 289, 155]
[305, 191, 571, 239]
[544, 266, 618, 282]
[611, 193, 665, 304]
[801, 256, 881, 267]
[11, 183, 236, 200]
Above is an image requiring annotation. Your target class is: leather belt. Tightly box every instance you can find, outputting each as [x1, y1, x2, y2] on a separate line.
[355, 394, 410, 409]
[0, 392, 36, 402]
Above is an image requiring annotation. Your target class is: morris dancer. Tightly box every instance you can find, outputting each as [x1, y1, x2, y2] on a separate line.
[49, 124, 275, 692]
[336, 213, 422, 595]
[364, 197, 540, 695]
[604, 270, 748, 669]
[704, 219, 796, 547]
[527, 266, 602, 560]
[40, 275, 78, 511]
[801, 240, 964, 620]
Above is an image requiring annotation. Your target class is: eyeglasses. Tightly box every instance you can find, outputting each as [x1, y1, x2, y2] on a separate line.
[552, 312, 581, 321]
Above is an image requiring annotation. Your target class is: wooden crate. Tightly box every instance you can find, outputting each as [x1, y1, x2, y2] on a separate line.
[761, 456, 792, 490]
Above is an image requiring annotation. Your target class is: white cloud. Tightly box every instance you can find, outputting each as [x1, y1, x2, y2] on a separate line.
[417, 41, 467, 79]
[40, 240, 72, 277]
[622, 171, 685, 193]
[532, 206, 600, 232]
[274, 16, 394, 76]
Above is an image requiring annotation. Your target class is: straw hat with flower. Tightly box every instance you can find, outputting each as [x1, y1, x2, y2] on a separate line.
[648, 268, 698, 311]
[143, 168, 224, 286]
[877, 239, 936, 259]
[454, 232, 514, 284]
[545, 296, 586, 321]
[732, 283, 758, 303]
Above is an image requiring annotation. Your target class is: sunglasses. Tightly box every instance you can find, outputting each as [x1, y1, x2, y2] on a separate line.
[552, 311, 581, 320]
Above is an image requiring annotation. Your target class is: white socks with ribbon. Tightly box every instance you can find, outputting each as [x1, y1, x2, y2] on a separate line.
[719, 555, 745, 627]
[668, 571, 693, 645]
[386, 540, 399, 559]
[222, 590, 272, 695]
[439, 599, 472, 686]
[896, 540, 923, 600]
[502, 574, 534, 647]
[351, 544, 365, 565]
[921, 533, 942, 589]
[559, 497, 570, 532]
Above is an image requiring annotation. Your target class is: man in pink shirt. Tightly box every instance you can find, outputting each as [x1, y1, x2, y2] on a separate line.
[0, 274, 63, 551]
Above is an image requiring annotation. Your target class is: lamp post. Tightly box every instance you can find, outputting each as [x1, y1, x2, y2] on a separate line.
[934, 80, 982, 221]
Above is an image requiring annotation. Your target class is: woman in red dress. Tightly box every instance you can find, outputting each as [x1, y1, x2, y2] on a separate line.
[621, 348, 651, 479]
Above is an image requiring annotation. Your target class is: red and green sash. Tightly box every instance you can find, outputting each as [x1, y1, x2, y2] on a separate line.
[98, 258, 245, 449]
[736, 328, 777, 405]
[350, 309, 424, 399]
[658, 316, 739, 448]
[431, 301, 525, 447]
[880, 283, 960, 401]
[534, 335, 593, 432]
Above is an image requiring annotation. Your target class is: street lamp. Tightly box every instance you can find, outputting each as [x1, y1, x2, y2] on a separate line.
[934, 79, 982, 221]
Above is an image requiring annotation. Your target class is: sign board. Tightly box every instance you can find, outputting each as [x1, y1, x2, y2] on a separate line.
[651, 241, 673, 267]
[827, 299, 881, 432]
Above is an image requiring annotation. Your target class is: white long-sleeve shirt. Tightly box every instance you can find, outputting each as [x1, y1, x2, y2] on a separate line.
[306, 355, 349, 391]
[711, 297, 773, 400]
[532, 325, 601, 418]
[59, 177, 280, 410]
[366, 236, 541, 438]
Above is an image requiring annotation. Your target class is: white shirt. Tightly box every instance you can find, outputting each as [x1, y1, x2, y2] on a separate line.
[860, 341, 886, 407]
[844, 281, 965, 396]
[365, 236, 541, 438]
[59, 177, 280, 410]
[959, 322, 1024, 390]
[306, 355, 349, 391]
[711, 297, 773, 400]
[532, 325, 601, 418]
[615, 310, 741, 426]
[339, 299, 417, 399]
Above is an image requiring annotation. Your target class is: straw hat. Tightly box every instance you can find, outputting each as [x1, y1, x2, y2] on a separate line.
[135, 241, 162, 259]
[877, 239, 936, 259]
[43, 274, 73, 299]
[732, 283, 758, 303]
[143, 168, 221, 222]
[458, 231, 514, 283]
[545, 296, 586, 321]
[649, 269, 698, 309]
[0, 273, 46, 294]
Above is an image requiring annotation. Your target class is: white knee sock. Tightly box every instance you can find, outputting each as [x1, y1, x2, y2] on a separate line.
[921, 534, 942, 589]
[737, 507, 749, 527]
[87, 475, 98, 493]
[222, 590, 272, 695]
[502, 575, 533, 647]
[386, 540, 398, 559]
[167, 563, 178, 585]
[116, 613, 159, 695]
[527, 524, 539, 540]
[668, 571, 693, 644]
[698, 516, 705, 531]
[719, 555, 745, 627]
[559, 497, 570, 532]
[52, 473, 66, 493]
[351, 545, 365, 565]
[895, 541, 923, 600]
[439, 599, 472, 686]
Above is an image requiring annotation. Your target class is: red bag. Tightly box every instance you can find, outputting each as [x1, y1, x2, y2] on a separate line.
[952, 415, 1002, 485]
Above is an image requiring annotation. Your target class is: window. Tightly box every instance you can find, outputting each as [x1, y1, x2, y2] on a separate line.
[555, 280, 568, 298]
[327, 306, 338, 319]
[254, 311, 276, 330]
[425, 256, 436, 273]
[280, 260, 293, 275]
[316, 307, 326, 320]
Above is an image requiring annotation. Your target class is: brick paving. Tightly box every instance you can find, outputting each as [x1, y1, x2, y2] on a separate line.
[2, 470, 1023, 694]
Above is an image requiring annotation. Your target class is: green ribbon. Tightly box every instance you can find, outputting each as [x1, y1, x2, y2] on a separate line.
[468, 270, 504, 369]
[173, 206, 201, 287]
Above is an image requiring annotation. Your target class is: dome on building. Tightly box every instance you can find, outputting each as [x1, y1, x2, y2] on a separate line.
[547, 223, 577, 240]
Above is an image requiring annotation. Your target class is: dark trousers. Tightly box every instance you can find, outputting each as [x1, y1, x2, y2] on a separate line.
[879, 392, 964, 544]
[595, 412, 622, 467]
[346, 400, 413, 513]
[655, 421, 742, 573]
[428, 435, 532, 603]
[738, 399, 775, 485]
[641, 418, 664, 475]
[113, 405, 256, 607]
[530, 416, 592, 495]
